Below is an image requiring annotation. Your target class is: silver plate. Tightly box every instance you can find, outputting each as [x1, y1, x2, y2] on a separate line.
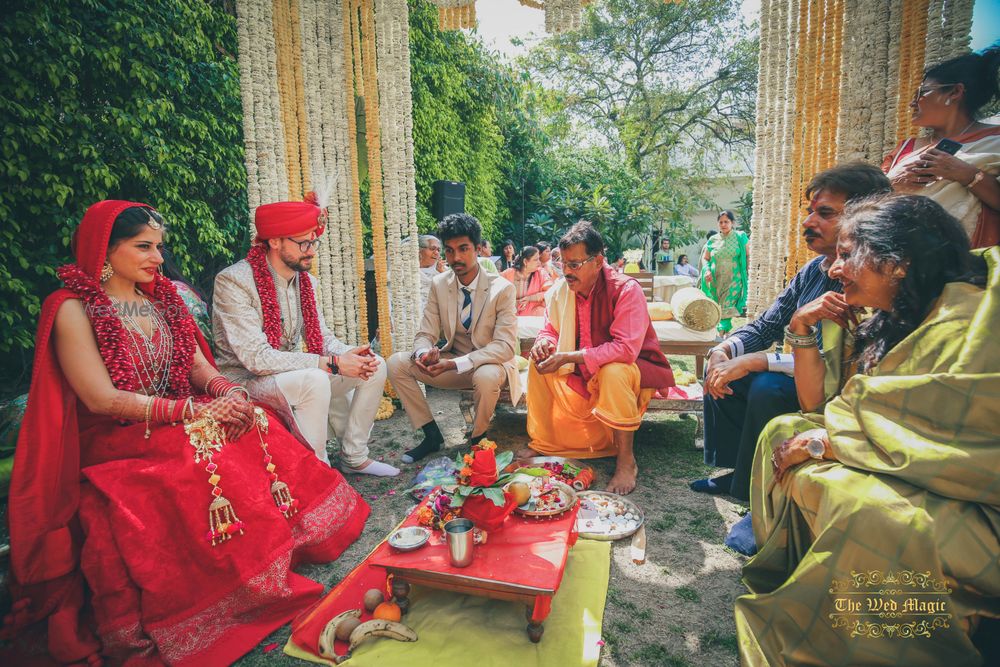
[388, 526, 431, 551]
[575, 491, 645, 541]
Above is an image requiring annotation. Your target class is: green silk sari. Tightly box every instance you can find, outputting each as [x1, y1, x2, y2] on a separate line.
[736, 247, 1000, 666]
[698, 230, 749, 331]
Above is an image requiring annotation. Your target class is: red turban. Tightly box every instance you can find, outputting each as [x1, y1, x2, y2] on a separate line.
[254, 198, 326, 242]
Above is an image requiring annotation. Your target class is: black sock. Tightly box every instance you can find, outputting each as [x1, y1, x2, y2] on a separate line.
[469, 432, 487, 446]
[712, 471, 734, 490]
[401, 421, 444, 463]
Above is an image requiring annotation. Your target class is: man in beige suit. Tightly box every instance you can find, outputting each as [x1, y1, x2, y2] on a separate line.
[388, 213, 521, 463]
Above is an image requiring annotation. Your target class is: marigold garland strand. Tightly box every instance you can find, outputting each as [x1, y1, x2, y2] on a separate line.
[359, 0, 393, 356]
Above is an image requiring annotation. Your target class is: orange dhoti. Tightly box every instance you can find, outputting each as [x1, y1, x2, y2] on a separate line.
[527, 362, 655, 458]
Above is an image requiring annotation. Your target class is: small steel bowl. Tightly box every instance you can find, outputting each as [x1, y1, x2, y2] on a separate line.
[388, 526, 431, 551]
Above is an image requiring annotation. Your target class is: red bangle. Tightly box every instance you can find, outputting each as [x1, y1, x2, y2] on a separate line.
[170, 398, 186, 422]
[207, 376, 240, 397]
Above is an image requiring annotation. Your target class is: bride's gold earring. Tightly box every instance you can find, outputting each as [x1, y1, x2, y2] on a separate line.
[100, 261, 114, 282]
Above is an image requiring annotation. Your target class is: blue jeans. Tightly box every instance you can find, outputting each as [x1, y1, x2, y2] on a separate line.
[702, 371, 800, 501]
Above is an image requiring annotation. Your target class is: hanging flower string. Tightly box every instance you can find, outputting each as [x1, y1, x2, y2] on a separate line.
[252, 407, 299, 517]
[245, 243, 324, 354]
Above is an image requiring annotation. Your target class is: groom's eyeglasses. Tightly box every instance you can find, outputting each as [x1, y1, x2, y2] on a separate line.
[285, 237, 322, 252]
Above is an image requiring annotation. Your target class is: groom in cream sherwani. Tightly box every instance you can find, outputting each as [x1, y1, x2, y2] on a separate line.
[388, 213, 522, 463]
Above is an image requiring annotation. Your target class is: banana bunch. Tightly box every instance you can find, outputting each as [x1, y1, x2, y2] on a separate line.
[318, 609, 417, 663]
[374, 396, 395, 421]
[673, 369, 697, 387]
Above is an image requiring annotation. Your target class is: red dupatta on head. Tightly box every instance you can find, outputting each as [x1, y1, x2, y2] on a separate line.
[5, 200, 214, 662]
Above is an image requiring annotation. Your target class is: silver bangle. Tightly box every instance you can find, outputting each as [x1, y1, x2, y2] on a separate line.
[784, 324, 818, 348]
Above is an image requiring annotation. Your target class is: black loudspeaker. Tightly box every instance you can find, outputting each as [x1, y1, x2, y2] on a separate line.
[432, 180, 465, 221]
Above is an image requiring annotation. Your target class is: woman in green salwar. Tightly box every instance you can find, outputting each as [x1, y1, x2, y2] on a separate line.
[698, 210, 750, 334]
[736, 194, 999, 667]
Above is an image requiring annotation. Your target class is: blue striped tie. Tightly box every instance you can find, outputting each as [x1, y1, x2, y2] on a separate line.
[461, 287, 472, 330]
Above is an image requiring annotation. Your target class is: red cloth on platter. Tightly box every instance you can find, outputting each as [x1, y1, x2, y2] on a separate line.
[588, 266, 674, 390]
[6, 200, 368, 666]
[254, 200, 326, 241]
[290, 493, 579, 661]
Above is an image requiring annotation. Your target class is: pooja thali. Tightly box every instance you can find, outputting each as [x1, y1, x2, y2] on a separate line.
[511, 479, 578, 518]
[512, 456, 595, 490]
[575, 490, 645, 541]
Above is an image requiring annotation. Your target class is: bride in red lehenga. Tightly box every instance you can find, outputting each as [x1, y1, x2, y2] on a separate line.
[5, 201, 370, 666]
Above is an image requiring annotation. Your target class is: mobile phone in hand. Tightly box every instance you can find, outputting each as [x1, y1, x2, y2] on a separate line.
[934, 138, 962, 155]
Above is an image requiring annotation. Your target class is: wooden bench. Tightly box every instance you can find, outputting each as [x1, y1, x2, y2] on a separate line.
[457, 336, 708, 438]
[625, 270, 655, 301]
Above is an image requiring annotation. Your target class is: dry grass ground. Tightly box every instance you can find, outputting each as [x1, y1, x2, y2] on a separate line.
[234, 355, 748, 667]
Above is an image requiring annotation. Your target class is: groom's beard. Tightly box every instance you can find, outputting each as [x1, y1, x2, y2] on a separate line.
[282, 252, 313, 273]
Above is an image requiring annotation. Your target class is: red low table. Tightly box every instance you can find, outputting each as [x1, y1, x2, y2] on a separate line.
[369, 497, 580, 642]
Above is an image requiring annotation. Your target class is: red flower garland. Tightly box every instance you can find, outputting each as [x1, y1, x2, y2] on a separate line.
[57, 264, 197, 397]
[246, 243, 323, 355]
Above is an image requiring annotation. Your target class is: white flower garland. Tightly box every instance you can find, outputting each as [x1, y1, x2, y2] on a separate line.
[374, 0, 420, 350]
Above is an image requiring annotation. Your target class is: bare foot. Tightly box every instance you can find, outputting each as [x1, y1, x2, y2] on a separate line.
[606, 459, 638, 495]
[514, 447, 540, 460]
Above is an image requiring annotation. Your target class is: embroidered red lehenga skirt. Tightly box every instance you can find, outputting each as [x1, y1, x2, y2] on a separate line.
[73, 409, 369, 666]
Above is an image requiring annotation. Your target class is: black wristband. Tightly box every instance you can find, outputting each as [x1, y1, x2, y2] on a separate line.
[327, 355, 340, 375]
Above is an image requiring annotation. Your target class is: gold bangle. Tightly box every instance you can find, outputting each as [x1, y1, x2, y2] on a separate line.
[143, 395, 153, 439]
[966, 170, 985, 189]
[184, 397, 195, 421]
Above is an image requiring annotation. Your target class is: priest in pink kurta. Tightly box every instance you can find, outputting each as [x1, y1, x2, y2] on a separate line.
[523, 221, 674, 494]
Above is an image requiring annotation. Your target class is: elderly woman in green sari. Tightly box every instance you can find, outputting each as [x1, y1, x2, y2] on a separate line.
[736, 194, 999, 667]
[698, 210, 749, 334]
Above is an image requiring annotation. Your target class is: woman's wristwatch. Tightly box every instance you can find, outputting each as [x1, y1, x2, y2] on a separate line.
[806, 437, 826, 459]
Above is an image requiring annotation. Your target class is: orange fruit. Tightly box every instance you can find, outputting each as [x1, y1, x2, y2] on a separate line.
[373, 601, 402, 622]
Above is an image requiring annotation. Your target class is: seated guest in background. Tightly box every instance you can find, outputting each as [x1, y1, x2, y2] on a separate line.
[7, 201, 368, 666]
[500, 246, 553, 316]
[477, 238, 499, 275]
[495, 238, 516, 272]
[883, 45, 1000, 247]
[536, 241, 561, 280]
[551, 246, 564, 274]
[419, 234, 447, 309]
[522, 221, 674, 495]
[213, 198, 398, 476]
[737, 194, 998, 667]
[673, 253, 700, 279]
[691, 163, 891, 500]
[388, 213, 521, 463]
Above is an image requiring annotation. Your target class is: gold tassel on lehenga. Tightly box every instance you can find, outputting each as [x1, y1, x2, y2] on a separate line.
[253, 407, 299, 517]
[185, 413, 245, 546]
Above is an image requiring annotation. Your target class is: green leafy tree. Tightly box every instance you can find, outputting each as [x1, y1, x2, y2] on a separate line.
[409, 0, 508, 237]
[0, 0, 248, 393]
[525, 0, 758, 177]
[524, 147, 710, 259]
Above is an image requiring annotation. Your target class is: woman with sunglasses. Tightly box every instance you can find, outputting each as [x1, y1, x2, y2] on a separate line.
[883, 44, 1000, 248]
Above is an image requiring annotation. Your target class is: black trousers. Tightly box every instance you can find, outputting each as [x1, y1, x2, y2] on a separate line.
[702, 371, 800, 501]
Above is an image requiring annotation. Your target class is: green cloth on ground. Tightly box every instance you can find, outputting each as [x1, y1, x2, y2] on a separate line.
[736, 247, 1000, 667]
[289, 539, 611, 667]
